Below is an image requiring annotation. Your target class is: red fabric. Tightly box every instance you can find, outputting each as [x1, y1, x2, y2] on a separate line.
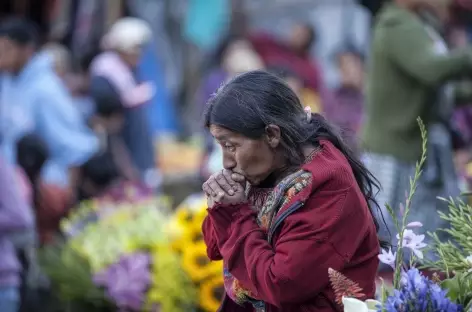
[249, 33, 322, 91]
[37, 183, 73, 245]
[202, 141, 379, 311]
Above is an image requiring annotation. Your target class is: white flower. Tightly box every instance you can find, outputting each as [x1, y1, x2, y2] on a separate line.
[378, 248, 396, 269]
[396, 229, 427, 259]
[342, 297, 381, 312]
[406, 221, 423, 228]
[466, 255, 472, 272]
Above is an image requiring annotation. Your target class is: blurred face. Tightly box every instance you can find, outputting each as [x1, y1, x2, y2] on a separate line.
[118, 46, 142, 68]
[210, 125, 281, 186]
[0, 37, 30, 73]
[223, 40, 264, 75]
[338, 52, 364, 89]
[103, 114, 125, 134]
[289, 24, 313, 53]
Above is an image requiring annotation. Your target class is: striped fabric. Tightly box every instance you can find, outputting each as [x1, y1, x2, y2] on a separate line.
[362, 124, 461, 255]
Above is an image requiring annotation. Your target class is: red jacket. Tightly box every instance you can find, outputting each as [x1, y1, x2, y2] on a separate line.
[202, 141, 379, 312]
[249, 33, 322, 92]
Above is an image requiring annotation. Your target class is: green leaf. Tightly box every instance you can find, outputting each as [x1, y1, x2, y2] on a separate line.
[39, 240, 108, 306]
[441, 278, 461, 301]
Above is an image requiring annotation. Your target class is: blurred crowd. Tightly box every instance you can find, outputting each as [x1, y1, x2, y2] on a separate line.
[0, 0, 472, 311]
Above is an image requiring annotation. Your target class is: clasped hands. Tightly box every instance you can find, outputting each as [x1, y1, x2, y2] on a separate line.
[202, 169, 247, 208]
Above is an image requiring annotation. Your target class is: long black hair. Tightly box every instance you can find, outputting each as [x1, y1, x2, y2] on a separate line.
[204, 70, 388, 248]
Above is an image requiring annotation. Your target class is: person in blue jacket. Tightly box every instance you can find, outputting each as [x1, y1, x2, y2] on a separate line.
[0, 18, 98, 189]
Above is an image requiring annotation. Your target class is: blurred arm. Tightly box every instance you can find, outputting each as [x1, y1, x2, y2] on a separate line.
[386, 18, 472, 86]
[0, 158, 33, 233]
[35, 87, 99, 187]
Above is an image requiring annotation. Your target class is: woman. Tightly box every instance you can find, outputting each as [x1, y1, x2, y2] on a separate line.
[90, 17, 160, 189]
[323, 45, 366, 155]
[201, 71, 383, 311]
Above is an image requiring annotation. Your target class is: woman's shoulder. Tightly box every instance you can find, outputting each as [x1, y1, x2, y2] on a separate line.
[302, 140, 357, 193]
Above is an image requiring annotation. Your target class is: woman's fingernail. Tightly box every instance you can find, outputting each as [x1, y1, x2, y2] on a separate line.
[228, 190, 234, 195]
[218, 192, 225, 198]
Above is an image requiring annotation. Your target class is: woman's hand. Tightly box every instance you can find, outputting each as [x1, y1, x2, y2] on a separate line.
[202, 170, 246, 208]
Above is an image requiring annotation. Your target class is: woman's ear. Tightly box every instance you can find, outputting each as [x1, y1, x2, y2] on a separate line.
[265, 125, 281, 148]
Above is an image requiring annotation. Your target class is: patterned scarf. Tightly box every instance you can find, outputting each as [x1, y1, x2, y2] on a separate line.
[223, 169, 312, 311]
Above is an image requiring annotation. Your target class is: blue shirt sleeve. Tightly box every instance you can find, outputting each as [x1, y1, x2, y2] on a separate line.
[35, 85, 99, 169]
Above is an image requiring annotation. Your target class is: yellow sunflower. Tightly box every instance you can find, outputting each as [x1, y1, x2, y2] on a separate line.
[191, 207, 208, 233]
[181, 241, 222, 283]
[167, 216, 198, 253]
[199, 274, 225, 312]
[173, 208, 195, 229]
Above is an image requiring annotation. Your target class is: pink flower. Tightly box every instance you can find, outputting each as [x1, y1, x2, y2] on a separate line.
[399, 203, 405, 216]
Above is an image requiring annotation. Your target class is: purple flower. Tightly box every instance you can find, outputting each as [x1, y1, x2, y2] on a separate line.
[94, 252, 151, 311]
[384, 268, 462, 312]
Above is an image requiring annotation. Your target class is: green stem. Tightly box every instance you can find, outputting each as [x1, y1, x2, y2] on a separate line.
[392, 118, 427, 289]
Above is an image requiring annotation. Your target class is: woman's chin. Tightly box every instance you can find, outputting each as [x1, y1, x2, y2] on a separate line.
[242, 176, 255, 186]
[246, 176, 262, 187]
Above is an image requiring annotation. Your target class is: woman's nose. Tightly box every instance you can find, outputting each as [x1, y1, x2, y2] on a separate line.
[223, 153, 236, 171]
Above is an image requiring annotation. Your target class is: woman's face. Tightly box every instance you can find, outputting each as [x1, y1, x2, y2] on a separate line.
[119, 47, 142, 68]
[209, 125, 280, 186]
[338, 52, 364, 89]
[223, 40, 264, 75]
[289, 24, 313, 54]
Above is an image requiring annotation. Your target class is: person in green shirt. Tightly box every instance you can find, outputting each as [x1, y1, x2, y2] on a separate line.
[362, 0, 472, 248]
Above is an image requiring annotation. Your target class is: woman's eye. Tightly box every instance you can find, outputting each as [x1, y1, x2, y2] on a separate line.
[224, 144, 235, 152]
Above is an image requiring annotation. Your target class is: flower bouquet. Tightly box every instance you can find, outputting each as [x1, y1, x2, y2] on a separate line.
[167, 193, 224, 312]
[41, 181, 197, 311]
[331, 119, 468, 312]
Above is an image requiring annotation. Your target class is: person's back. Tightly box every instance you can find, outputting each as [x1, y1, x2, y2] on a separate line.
[363, 2, 472, 163]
